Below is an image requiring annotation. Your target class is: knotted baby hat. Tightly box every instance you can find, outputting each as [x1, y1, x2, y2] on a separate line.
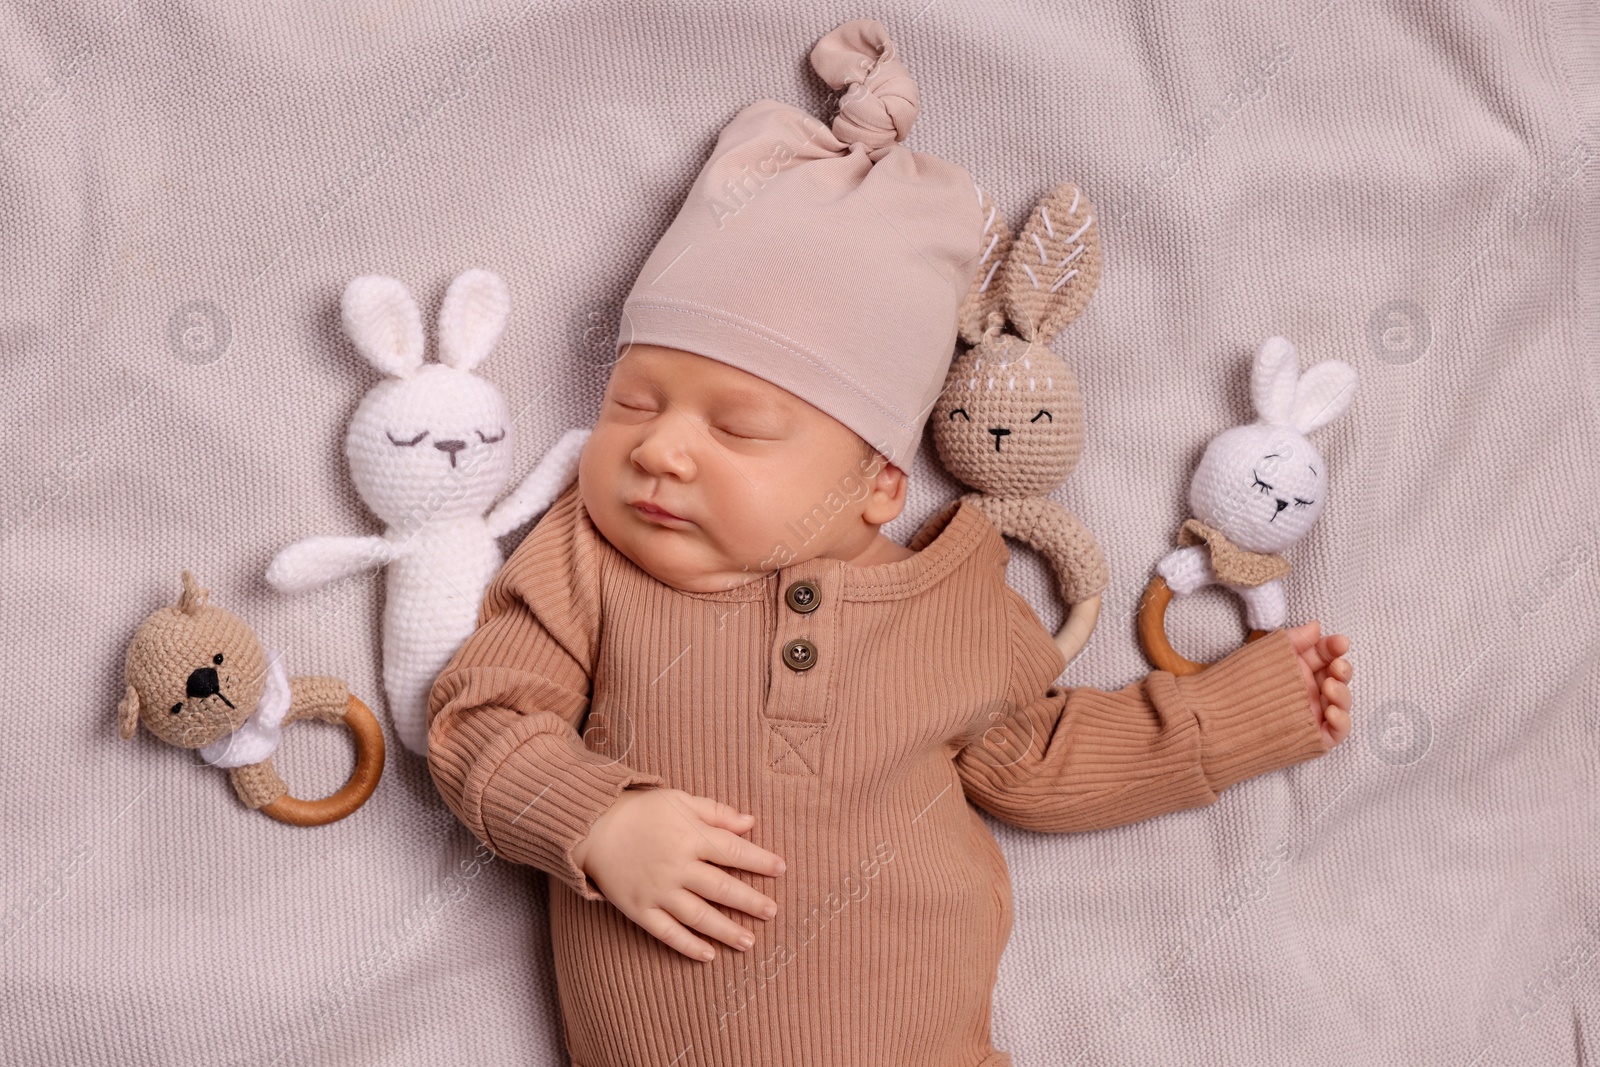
[616, 19, 984, 470]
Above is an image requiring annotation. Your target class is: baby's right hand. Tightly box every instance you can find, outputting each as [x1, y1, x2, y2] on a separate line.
[1286, 621, 1353, 749]
[571, 787, 785, 962]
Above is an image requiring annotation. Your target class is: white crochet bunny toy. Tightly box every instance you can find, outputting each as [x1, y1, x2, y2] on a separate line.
[266, 268, 589, 755]
[1140, 336, 1356, 674]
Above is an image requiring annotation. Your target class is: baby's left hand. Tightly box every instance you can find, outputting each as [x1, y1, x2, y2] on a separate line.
[1285, 621, 1353, 749]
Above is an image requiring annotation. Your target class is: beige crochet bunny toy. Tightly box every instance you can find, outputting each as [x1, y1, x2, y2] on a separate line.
[118, 571, 385, 826]
[930, 180, 1108, 664]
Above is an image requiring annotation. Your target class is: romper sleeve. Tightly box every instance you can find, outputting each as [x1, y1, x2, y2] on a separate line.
[426, 483, 666, 901]
[954, 583, 1329, 832]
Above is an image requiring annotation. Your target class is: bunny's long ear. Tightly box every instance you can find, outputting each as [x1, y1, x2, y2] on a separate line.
[1001, 181, 1102, 345]
[1290, 360, 1358, 433]
[956, 183, 1015, 346]
[1251, 336, 1301, 425]
[342, 275, 424, 378]
[437, 268, 511, 372]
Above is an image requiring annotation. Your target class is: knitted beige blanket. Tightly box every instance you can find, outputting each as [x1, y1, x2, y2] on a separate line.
[2, 3, 1594, 1064]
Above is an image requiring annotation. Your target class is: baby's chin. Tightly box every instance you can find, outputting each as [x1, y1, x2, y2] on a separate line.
[595, 512, 767, 593]
[617, 539, 768, 594]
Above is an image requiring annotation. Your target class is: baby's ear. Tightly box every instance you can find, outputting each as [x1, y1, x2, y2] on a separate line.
[118, 685, 141, 740]
[956, 182, 1014, 346]
[861, 455, 908, 526]
[1002, 181, 1102, 346]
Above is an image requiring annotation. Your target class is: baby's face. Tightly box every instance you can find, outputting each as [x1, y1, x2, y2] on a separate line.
[580, 345, 901, 593]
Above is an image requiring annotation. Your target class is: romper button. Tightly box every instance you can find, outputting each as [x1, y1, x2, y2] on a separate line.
[784, 580, 821, 614]
[782, 638, 817, 671]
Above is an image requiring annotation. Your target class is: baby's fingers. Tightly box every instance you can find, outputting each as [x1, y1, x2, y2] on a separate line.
[1318, 633, 1351, 667]
[698, 824, 787, 880]
[1286, 620, 1323, 656]
[663, 888, 766, 960]
[631, 901, 726, 963]
[685, 861, 779, 925]
[682, 793, 758, 835]
[1321, 672, 1352, 744]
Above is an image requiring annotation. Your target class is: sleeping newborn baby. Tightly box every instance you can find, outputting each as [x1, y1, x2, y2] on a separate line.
[425, 20, 1353, 1067]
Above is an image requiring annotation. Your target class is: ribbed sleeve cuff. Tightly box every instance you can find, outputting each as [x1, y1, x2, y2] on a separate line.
[462, 714, 665, 902]
[1147, 628, 1328, 797]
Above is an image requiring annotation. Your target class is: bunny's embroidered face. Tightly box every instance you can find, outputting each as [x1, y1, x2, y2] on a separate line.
[346, 366, 514, 526]
[936, 181, 1101, 500]
[337, 269, 518, 528]
[1189, 424, 1328, 554]
[932, 336, 1084, 497]
[1185, 335, 1356, 556]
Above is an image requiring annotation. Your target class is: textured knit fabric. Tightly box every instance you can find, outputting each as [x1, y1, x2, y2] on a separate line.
[426, 479, 1327, 1067]
[9, 4, 1599, 1065]
[1174, 518, 1291, 589]
[962, 492, 1109, 606]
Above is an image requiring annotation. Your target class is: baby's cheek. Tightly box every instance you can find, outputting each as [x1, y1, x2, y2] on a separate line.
[710, 511, 780, 571]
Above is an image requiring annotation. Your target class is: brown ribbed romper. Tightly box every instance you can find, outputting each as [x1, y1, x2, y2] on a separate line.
[427, 480, 1328, 1067]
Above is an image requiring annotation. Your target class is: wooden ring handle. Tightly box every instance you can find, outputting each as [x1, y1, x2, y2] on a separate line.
[1136, 575, 1268, 676]
[1054, 593, 1101, 668]
[260, 695, 385, 826]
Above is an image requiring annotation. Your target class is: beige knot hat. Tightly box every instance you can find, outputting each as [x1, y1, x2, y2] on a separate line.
[616, 19, 985, 470]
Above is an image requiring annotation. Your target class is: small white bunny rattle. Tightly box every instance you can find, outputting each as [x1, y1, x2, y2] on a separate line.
[1137, 335, 1356, 675]
[266, 268, 590, 754]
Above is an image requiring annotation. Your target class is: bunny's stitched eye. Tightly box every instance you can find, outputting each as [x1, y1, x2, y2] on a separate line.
[477, 428, 505, 444]
[213, 653, 223, 664]
[1252, 471, 1274, 494]
[387, 430, 428, 447]
[170, 703, 183, 715]
[949, 408, 971, 421]
[1293, 497, 1314, 508]
[1031, 410, 1052, 422]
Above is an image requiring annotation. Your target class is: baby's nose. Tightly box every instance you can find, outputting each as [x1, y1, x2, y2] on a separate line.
[631, 424, 696, 478]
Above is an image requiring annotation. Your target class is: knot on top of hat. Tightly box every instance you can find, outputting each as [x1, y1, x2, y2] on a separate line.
[810, 18, 919, 154]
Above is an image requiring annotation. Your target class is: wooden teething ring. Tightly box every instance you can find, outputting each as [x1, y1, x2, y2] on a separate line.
[1136, 575, 1269, 676]
[260, 695, 386, 826]
[1055, 593, 1101, 667]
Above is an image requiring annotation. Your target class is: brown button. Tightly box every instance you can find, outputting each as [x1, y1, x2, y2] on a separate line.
[781, 637, 817, 671]
[784, 580, 820, 614]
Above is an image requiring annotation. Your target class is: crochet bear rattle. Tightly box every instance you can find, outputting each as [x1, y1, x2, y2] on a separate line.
[1138, 335, 1357, 674]
[266, 268, 588, 756]
[118, 571, 385, 826]
[928, 180, 1108, 665]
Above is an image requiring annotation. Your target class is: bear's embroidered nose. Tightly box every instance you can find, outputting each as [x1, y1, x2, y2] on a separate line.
[187, 666, 219, 699]
[185, 666, 234, 708]
[988, 427, 1010, 452]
